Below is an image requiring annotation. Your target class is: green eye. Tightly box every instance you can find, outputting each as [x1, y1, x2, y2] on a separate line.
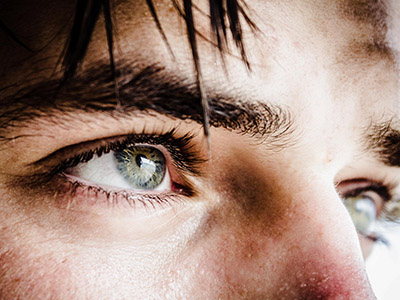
[343, 196, 377, 234]
[113, 146, 166, 190]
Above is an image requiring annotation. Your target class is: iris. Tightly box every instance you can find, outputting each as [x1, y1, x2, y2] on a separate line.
[344, 196, 377, 234]
[114, 146, 166, 189]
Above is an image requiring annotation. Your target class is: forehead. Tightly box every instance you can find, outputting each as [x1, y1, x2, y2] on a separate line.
[0, 0, 392, 65]
[0, 0, 398, 115]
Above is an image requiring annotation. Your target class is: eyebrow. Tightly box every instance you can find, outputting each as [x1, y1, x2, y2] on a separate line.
[0, 61, 294, 148]
[369, 122, 400, 168]
[338, 0, 393, 60]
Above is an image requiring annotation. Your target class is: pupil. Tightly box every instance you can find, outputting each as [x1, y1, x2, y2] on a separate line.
[135, 154, 146, 167]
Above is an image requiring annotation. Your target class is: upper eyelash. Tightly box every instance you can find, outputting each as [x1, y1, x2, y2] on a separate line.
[48, 129, 205, 179]
[343, 183, 391, 203]
[338, 179, 398, 221]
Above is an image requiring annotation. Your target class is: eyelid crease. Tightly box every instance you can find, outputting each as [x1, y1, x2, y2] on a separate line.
[29, 129, 206, 184]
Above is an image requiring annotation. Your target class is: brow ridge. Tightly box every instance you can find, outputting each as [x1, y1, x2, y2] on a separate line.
[0, 62, 295, 148]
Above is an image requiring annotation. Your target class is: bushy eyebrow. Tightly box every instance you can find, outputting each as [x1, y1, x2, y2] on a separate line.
[0, 62, 294, 148]
[369, 122, 400, 167]
[339, 0, 392, 59]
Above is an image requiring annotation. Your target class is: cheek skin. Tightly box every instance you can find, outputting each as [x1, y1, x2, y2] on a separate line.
[0, 221, 163, 299]
[0, 236, 76, 299]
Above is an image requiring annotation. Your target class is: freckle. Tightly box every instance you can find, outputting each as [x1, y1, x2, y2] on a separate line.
[324, 151, 333, 163]
[312, 69, 319, 77]
[293, 41, 304, 51]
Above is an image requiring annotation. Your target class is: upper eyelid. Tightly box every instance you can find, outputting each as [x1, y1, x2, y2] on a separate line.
[338, 179, 400, 223]
[29, 134, 125, 167]
[33, 129, 205, 178]
[341, 184, 391, 202]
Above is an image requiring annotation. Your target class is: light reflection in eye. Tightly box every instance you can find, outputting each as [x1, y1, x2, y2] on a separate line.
[344, 195, 377, 234]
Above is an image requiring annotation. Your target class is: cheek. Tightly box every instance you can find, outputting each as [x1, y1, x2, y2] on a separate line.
[0, 198, 205, 299]
[0, 236, 169, 299]
[0, 243, 75, 299]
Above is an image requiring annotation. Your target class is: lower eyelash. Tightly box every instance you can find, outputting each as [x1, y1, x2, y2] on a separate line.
[361, 231, 390, 246]
[61, 175, 188, 211]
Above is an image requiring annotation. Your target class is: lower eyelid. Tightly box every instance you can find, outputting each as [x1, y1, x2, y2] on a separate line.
[57, 175, 188, 212]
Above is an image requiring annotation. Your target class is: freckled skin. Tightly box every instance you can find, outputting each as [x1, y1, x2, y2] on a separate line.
[0, 0, 399, 299]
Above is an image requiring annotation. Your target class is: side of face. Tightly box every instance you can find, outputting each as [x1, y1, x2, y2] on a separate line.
[0, 0, 399, 299]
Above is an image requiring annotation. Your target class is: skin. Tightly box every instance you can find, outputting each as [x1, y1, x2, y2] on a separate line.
[0, 0, 400, 299]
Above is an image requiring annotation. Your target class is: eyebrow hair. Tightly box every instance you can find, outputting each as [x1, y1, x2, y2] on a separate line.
[0, 0, 256, 143]
[339, 0, 391, 58]
[369, 122, 400, 167]
[0, 62, 294, 148]
[342, 0, 387, 28]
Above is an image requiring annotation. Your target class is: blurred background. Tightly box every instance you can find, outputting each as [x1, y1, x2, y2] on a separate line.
[367, 225, 400, 300]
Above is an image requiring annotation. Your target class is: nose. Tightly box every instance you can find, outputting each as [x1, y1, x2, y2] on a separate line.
[214, 171, 377, 299]
[273, 180, 376, 299]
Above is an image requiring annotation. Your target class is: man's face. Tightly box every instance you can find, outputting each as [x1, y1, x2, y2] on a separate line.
[0, 0, 399, 299]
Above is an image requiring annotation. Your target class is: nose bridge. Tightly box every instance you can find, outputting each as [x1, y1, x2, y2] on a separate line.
[220, 172, 377, 299]
[286, 180, 361, 256]
[261, 177, 376, 299]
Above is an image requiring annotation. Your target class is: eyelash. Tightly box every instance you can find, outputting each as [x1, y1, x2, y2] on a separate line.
[341, 182, 393, 244]
[63, 179, 187, 210]
[43, 129, 204, 210]
[50, 129, 203, 177]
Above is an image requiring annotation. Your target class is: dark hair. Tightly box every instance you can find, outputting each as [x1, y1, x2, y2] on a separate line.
[0, 0, 255, 136]
[60, 0, 256, 137]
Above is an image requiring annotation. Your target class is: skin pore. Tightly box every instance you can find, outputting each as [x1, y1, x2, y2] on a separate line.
[0, 0, 400, 299]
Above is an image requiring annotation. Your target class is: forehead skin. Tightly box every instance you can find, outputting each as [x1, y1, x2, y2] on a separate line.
[0, 0, 396, 88]
[0, 0, 399, 299]
[1, 0, 398, 165]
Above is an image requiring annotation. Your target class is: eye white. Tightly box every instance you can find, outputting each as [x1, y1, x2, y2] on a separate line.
[67, 151, 171, 192]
